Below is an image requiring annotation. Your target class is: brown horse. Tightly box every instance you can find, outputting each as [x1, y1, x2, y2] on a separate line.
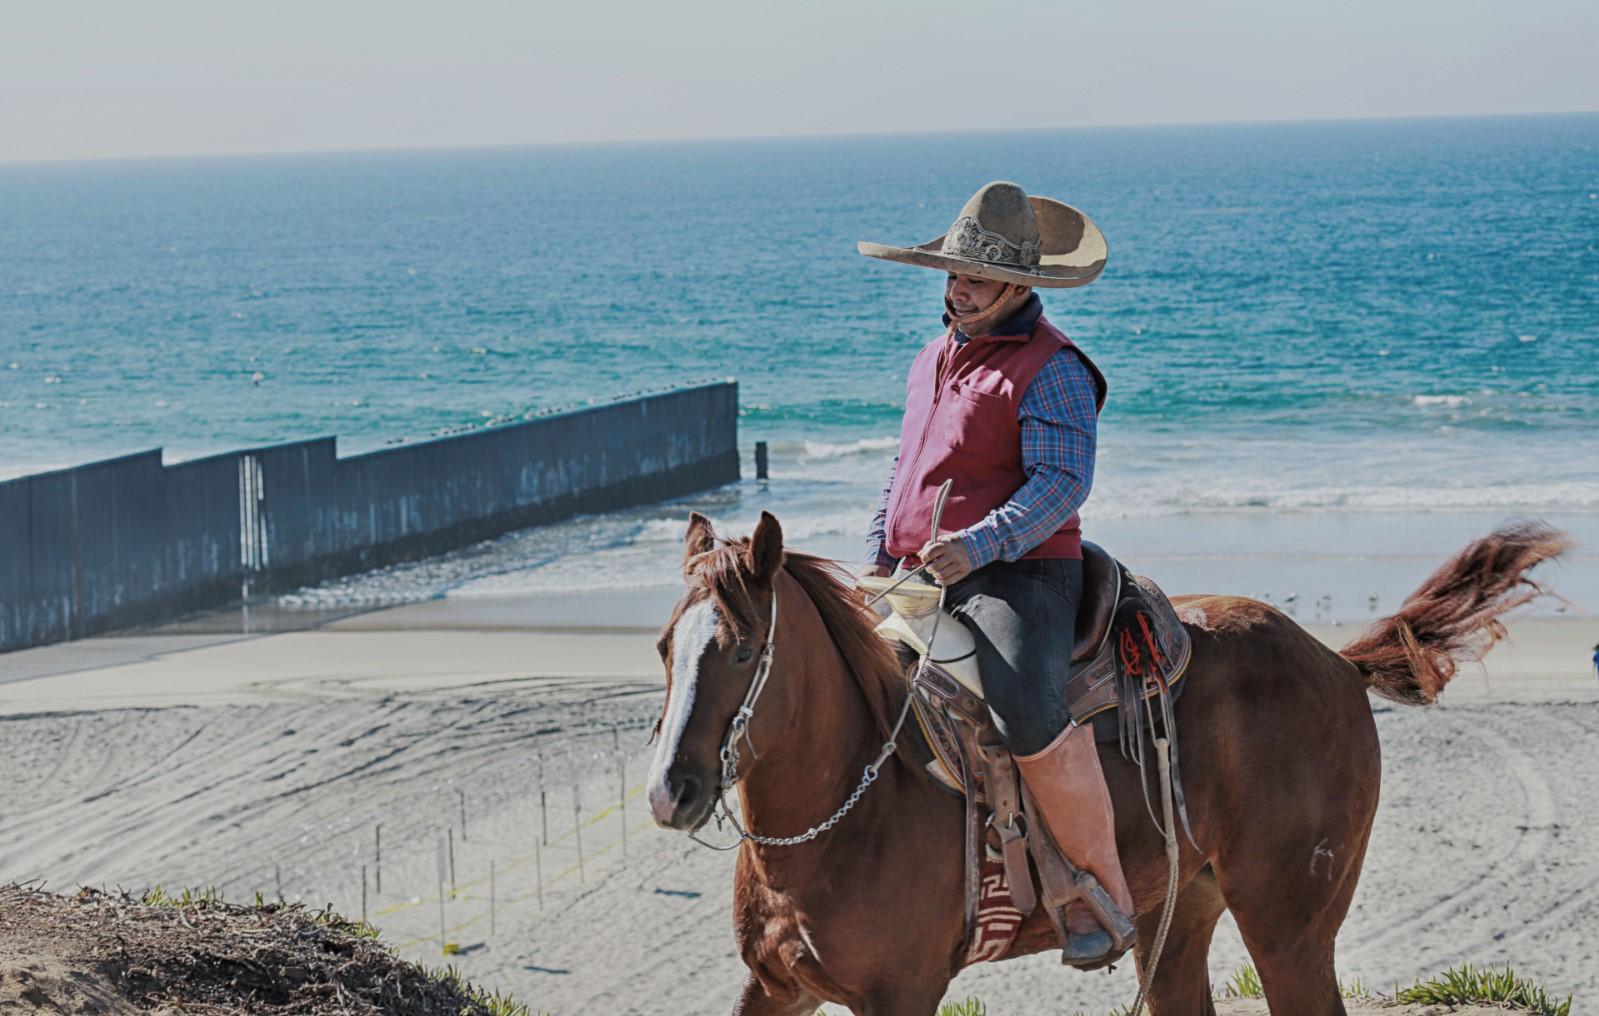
[645, 511, 1568, 1016]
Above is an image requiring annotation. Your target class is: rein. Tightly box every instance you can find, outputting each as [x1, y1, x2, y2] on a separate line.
[688, 577, 946, 853]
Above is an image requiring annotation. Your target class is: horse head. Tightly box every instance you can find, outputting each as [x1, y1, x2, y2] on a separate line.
[646, 509, 788, 832]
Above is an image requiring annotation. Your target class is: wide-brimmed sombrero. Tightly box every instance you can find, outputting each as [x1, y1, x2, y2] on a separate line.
[857, 181, 1107, 289]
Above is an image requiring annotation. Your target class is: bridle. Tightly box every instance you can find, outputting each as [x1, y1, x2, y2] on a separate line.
[686, 570, 944, 853]
[682, 479, 952, 852]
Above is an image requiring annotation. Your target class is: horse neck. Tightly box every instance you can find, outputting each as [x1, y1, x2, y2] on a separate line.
[736, 569, 892, 850]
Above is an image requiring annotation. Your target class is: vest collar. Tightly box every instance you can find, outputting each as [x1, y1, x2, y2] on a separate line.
[945, 293, 1043, 345]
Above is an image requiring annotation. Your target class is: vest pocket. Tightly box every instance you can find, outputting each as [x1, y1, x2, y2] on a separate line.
[943, 383, 1009, 450]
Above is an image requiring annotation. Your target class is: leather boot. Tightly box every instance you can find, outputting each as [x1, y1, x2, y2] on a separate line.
[1014, 720, 1136, 967]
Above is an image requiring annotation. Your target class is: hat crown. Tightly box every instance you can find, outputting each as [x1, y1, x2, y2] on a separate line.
[941, 182, 1041, 269]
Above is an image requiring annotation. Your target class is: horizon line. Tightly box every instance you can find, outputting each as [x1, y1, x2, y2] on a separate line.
[3, 107, 1596, 170]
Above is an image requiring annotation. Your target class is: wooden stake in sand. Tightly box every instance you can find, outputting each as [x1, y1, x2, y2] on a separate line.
[275, 865, 282, 902]
[447, 828, 457, 897]
[538, 754, 548, 845]
[489, 860, 496, 937]
[573, 784, 585, 883]
[361, 864, 368, 924]
[374, 823, 383, 895]
[457, 789, 467, 842]
[612, 727, 627, 856]
[535, 835, 544, 911]
[434, 838, 447, 955]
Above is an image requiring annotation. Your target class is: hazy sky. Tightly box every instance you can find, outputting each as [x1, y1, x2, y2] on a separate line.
[4, 0, 1597, 162]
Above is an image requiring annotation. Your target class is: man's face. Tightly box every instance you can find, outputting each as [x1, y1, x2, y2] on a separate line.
[945, 273, 1011, 316]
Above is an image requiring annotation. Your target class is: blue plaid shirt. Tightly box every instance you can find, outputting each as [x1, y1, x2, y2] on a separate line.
[866, 295, 1099, 570]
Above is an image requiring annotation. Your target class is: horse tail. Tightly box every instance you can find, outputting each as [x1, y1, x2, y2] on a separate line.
[1339, 521, 1571, 705]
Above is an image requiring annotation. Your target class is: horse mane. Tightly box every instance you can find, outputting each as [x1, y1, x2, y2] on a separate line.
[679, 539, 904, 737]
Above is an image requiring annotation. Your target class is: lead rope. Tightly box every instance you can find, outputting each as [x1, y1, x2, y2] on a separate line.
[1127, 735, 1180, 1016]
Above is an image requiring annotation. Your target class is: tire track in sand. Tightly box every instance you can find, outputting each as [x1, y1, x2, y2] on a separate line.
[1345, 712, 1557, 967]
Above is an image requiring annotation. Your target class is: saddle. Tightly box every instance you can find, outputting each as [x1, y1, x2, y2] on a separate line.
[859, 543, 1194, 967]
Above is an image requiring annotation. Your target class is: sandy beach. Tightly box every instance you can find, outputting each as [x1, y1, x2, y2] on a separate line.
[1, 571, 1595, 1014]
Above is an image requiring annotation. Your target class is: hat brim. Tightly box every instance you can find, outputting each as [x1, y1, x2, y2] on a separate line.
[856, 196, 1107, 289]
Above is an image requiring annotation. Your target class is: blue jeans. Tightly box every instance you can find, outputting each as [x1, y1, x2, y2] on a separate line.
[945, 557, 1083, 756]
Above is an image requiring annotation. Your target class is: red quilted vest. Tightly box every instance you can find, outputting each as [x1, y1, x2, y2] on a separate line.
[884, 315, 1106, 562]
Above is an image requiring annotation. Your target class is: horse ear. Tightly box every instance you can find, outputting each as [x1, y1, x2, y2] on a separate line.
[683, 512, 716, 570]
[746, 511, 784, 583]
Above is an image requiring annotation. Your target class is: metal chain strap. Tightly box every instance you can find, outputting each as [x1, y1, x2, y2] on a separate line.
[718, 686, 917, 847]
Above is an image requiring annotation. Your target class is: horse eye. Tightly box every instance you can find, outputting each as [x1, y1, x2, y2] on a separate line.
[735, 645, 754, 663]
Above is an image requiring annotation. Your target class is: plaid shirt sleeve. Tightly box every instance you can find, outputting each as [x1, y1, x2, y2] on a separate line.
[864, 454, 901, 569]
[957, 348, 1098, 569]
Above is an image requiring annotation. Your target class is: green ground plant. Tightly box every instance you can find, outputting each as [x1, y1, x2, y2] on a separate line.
[1396, 963, 1571, 1016]
[432, 963, 549, 1016]
[1219, 963, 1372, 1001]
[140, 884, 227, 907]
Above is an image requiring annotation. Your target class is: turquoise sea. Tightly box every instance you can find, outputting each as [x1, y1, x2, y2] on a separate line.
[3, 114, 1596, 614]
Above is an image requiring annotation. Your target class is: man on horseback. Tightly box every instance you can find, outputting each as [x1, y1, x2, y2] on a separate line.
[858, 181, 1133, 966]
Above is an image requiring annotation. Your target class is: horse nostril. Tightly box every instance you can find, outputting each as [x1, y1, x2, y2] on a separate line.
[674, 774, 702, 811]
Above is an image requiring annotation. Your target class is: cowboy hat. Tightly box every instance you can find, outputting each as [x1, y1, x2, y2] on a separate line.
[857, 181, 1107, 289]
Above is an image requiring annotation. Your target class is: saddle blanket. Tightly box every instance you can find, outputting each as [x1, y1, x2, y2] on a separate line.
[964, 856, 1026, 967]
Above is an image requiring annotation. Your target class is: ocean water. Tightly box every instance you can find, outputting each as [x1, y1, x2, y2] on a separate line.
[3, 115, 1596, 614]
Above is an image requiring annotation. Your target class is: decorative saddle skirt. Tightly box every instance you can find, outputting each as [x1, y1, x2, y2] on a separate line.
[857, 543, 1196, 967]
[861, 542, 1193, 788]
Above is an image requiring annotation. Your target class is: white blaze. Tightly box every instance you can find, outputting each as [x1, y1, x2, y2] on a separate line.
[647, 599, 719, 811]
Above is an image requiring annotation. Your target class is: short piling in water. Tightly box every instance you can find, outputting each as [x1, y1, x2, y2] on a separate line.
[755, 440, 769, 480]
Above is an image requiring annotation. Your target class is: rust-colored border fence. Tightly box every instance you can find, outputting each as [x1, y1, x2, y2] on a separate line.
[0, 382, 738, 654]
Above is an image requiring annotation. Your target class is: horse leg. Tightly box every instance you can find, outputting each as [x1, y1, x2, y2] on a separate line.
[1135, 870, 1227, 1016]
[853, 981, 948, 1016]
[731, 973, 817, 1016]
[1214, 837, 1369, 1016]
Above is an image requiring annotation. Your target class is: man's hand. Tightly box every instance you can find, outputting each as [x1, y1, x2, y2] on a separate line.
[918, 536, 974, 586]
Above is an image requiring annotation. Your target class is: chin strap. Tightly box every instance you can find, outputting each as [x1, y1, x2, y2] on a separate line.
[945, 285, 1030, 337]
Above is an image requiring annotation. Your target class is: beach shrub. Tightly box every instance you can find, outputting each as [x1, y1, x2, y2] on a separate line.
[1220, 963, 1265, 998]
[1219, 962, 1371, 1001]
[1396, 963, 1571, 1015]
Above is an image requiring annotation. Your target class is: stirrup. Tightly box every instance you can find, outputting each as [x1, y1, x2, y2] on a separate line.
[1057, 873, 1137, 970]
[1062, 928, 1119, 969]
